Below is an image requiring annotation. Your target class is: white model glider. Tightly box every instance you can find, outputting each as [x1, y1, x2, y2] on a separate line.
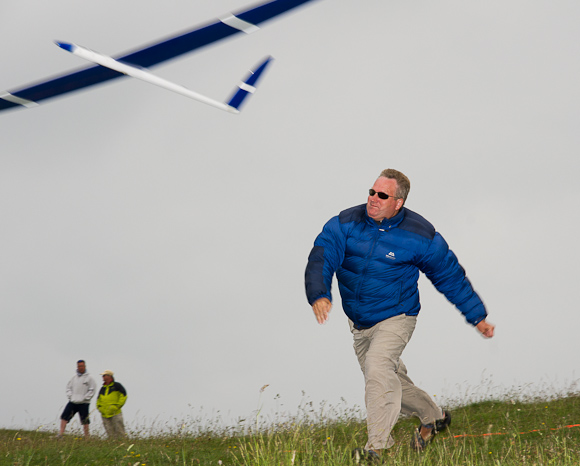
[55, 42, 272, 114]
[0, 0, 316, 113]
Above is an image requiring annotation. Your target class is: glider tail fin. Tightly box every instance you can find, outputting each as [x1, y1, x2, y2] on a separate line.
[226, 56, 273, 112]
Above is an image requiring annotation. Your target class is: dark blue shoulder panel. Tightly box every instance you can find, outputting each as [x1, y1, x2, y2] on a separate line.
[398, 208, 436, 240]
[338, 204, 366, 224]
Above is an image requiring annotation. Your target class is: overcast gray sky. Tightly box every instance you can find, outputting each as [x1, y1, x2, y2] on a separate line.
[1, 0, 579, 435]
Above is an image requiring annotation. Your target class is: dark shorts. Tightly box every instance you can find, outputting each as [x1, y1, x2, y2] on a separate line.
[61, 402, 90, 425]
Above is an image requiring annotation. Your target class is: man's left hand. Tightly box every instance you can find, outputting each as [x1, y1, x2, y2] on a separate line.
[476, 319, 495, 338]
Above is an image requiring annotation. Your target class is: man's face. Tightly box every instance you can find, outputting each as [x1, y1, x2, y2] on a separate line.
[366, 177, 404, 222]
[77, 361, 86, 374]
[102, 374, 113, 385]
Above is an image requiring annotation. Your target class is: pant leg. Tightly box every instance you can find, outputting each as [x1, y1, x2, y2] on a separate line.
[351, 315, 417, 450]
[60, 402, 75, 422]
[78, 403, 91, 425]
[102, 414, 126, 438]
[102, 416, 114, 438]
[398, 359, 444, 426]
[110, 412, 126, 437]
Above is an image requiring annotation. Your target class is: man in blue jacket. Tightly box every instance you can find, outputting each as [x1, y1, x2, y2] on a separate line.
[305, 169, 494, 460]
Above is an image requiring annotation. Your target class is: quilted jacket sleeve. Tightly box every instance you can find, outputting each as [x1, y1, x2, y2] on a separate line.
[305, 216, 347, 305]
[418, 232, 487, 326]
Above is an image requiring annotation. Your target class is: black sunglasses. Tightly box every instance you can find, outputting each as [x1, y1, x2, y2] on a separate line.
[369, 188, 398, 200]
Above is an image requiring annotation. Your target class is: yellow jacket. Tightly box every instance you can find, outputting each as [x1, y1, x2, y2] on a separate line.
[97, 381, 127, 418]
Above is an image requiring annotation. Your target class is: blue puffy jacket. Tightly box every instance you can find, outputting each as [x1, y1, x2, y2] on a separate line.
[305, 205, 487, 329]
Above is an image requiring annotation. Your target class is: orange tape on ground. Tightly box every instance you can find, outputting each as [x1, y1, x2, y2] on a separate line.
[446, 424, 580, 440]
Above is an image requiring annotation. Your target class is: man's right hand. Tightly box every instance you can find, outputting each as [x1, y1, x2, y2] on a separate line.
[312, 298, 332, 324]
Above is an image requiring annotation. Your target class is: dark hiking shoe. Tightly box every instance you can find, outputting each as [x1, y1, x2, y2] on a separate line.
[434, 410, 451, 433]
[411, 411, 451, 452]
[420, 410, 451, 435]
[410, 427, 430, 452]
[352, 448, 382, 464]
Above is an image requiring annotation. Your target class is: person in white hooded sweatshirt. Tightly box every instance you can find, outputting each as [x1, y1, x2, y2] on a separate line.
[58, 360, 97, 438]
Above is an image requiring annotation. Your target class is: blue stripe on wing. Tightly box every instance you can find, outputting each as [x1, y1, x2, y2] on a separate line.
[227, 56, 273, 111]
[0, 0, 315, 112]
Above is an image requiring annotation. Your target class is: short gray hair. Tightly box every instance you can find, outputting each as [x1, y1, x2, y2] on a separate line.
[379, 169, 410, 203]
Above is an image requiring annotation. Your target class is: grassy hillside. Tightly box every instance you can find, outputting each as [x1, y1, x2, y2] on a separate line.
[2, 395, 579, 465]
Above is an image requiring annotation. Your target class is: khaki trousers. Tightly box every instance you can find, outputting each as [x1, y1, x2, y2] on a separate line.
[102, 412, 126, 438]
[350, 314, 443, 450]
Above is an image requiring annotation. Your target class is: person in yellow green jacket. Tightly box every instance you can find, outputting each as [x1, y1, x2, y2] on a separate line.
[96, 370, 127, 438]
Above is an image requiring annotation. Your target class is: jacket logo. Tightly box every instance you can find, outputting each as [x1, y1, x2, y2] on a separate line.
[386, 252, 396, 260]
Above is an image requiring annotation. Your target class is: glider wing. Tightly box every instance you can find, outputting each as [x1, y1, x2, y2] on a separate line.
[0, 0, 314, 113]
[56, 42, 273, 113]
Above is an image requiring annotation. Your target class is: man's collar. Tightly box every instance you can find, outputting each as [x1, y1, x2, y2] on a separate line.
[366, 207, 406, 229]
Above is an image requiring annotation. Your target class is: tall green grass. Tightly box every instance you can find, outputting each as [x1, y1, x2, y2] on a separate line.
[2, 394, 579, 465]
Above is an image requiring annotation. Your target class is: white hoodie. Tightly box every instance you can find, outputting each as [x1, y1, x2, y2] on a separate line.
[66, 371, 97, 404]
